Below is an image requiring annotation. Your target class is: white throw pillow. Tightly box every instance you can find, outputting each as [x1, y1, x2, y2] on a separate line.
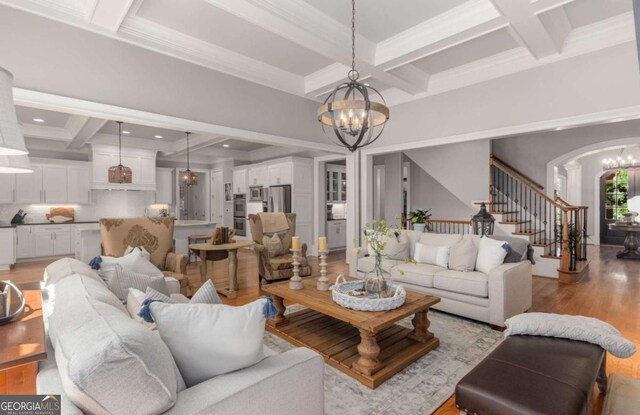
[111, 264, 169, 301]
[366, 230, 409, 260]
[150, 299, 268, 387]
[124, 245, 151, 261]
[414, 242, 449, 268]
[475, 236, 508, 274]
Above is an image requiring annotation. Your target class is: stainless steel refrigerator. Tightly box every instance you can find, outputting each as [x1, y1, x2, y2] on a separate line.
[267, 185, 291, 213]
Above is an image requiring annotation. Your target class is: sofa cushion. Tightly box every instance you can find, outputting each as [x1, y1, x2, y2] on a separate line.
[44, 258, 103, 286]
[476, 236, 508, 274]
[47, 275, 179, 415]
[448, 235, 479, 272]
[390, 263, 445, 287]
[419, 233, 463, 247]
[357, 256, 402, 274]
[150, 299, 268, 387]
[365, 230, 410, 260]
[433, 270, 488, 298]
[414, 242, 450, 268]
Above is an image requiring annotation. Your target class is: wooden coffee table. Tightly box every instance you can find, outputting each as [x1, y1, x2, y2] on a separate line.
[262, 278, 440, 389]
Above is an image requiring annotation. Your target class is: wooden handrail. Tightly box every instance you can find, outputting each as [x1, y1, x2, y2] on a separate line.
[490, 155, 544, 190]
[426, 219, 471, 224]
[554, 190, 589, 209]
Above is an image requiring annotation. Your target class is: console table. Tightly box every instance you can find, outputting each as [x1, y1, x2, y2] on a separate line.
[609, 223, 640, 259]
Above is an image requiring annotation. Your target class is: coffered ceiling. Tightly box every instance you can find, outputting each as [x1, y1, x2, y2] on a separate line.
[0, 0, 634, 109]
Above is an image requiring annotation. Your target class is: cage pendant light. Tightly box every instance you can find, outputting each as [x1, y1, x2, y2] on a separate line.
[183, 132, 197, 187]
[108, 121, 133, 184]
[317, 0, 389, 152]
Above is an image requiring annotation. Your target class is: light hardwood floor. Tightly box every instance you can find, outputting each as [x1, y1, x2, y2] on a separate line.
[1, 245, 638, 414]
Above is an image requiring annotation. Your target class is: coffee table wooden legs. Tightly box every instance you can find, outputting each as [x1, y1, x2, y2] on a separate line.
[408, 310, 434, 343]
[270, 295, 287, 326]
[352, 329, 382, 376]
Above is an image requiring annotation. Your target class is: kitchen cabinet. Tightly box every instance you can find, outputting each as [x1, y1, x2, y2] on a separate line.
[0, 174, 14, 203]
[91, 145, 157, 190]
[42, 165, 68, 203]
[327, 220, 347, 249]
[34, 225, 73, 257]
[16, 226, 35, 259]
[248, 165, 267, 187]
[268, 163, 292, 186]
[67, 165, 92, 204]
[15, 165, 43, 203]
[211, 169, 224, 224]
[74, 224, 101, 263]
[0, 228, 15, 270]
[232, 168, 248, 194]
[326, 164, 347, 202]
[156, 168, 174, 204]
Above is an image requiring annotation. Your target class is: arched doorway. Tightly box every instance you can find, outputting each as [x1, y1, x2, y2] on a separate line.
[600, 169, 630, 245]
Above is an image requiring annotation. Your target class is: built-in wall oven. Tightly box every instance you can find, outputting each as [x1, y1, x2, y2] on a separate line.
[233, 194, 247, 236]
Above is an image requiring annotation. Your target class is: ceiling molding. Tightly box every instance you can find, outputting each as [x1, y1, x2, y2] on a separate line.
[537, 5, 572, 52]
[67, 117, 108, 149]
[161, 135, 228, 157]
[64, 114, 89, 137]
[21, 123, 72, 141]
[89, 0, 135, 31]
[119, 15, 305, 96]
[530, 0, 576, 15]
[376, 0, 502, 66]
[304, 63, 350, 95]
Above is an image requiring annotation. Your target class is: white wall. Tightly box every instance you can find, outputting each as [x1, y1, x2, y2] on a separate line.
[383, 153, 403, 227]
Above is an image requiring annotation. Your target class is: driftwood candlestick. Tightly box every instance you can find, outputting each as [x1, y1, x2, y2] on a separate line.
[289, 248, 303, 290]
[317, 250, 330, 291]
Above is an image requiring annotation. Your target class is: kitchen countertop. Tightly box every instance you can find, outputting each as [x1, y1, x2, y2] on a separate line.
[0, 221, 99, 228]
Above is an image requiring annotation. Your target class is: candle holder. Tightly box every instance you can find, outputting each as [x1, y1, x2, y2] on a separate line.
[289, 248, 304, 290]
[317, 250, 330, 291]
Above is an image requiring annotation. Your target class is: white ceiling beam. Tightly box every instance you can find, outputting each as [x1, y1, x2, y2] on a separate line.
[161, 135, 228, 157]
[304, 63, 350, 95]
[530, 0, 576, 15]
[206, 0, 425, 95]
[537, 6, 573, 52]
[89, 0, 135, 32]
[491, 0, 562, 59]
[21, 123, 72, 141]
[91, 133, 175, 152]
[387, 65, 430, 93]
[248, 145, 313, 162]
[67, 117, 108, 149]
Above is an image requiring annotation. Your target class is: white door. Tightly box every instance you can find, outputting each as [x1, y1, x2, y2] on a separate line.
[211, 170, 224, 223]
[15, 165, 43, 203]
[16, 226, 34, 259]
[53, 232, 72, 255]
[35, 232, 54, 257]
[68, 165, 92, 203]
[0, 174, 14, 203]
[42, 165, 69, 203]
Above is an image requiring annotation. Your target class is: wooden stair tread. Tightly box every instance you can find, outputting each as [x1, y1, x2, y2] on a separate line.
[512, 230, 545, 236]
[489, 211, 518, 215]
[499, 220, 531, 225]
[474, 201, 507, 205]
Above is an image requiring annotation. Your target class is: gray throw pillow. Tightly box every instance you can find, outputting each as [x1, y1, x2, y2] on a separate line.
[112, 264, 169, 301]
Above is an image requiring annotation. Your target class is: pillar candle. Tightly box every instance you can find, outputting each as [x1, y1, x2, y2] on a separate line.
[291, 236, 301, 250]
[318, 237, 328, 251]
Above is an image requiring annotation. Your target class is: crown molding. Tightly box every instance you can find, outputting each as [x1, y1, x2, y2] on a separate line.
[119, 16, 305, 97]
[21, 123, 73, 141]
[304, 63, 350, 95]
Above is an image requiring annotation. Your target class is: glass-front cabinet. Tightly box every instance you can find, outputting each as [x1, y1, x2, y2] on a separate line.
[326, 164, 347, 202]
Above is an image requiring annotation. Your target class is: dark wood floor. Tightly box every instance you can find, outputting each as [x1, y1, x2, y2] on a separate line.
[2, 245, 637, 414]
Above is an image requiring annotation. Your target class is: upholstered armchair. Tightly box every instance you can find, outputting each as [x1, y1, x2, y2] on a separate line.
[248, 213, 312, 284]
[99, 217, 191, 296]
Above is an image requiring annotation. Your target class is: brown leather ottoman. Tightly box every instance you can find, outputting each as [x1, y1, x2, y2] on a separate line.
[456, 335, 607, 415]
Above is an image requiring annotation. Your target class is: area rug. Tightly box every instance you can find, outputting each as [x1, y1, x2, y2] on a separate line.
[263, 305, 504, 415]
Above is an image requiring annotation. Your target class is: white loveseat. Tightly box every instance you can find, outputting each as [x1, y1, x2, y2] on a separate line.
[353, 231, 532, 328]
[37, 258, 324, 415]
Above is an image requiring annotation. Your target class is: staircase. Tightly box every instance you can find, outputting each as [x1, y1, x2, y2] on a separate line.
[479, 156, 589, 282]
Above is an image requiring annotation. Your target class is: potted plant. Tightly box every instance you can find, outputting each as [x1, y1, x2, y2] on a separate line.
[408, 208, 432, 233]
[355, 220, 404, 297]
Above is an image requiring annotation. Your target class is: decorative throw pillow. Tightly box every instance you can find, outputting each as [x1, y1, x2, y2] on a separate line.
[448, 236, 479, 272]
[262, 233, 284, 258]
[150, 299, 268, 387]
[475, 236, 509, 274]
[148, 280, 221, 306]
[111, 264, 169, 301]
[125, 245, 151, 261]
[98, 250, 140, 287]
[414, 242, 449, 268]
[366, 230, 409, 260]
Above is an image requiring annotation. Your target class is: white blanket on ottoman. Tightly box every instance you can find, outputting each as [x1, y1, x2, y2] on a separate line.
[505, 313, 636, 358]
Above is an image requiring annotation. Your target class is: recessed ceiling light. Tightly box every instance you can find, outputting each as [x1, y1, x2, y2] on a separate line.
[154, 135, 163, 139]
[33, 118, 45, 123]
[122, 130, 130, 135]
[223, 144, 230, 148]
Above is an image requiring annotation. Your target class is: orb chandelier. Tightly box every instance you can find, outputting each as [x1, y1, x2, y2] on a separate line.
[317, 0, 389, 152]
[182, 131, 198, 187]
[108, 121, 132, 184]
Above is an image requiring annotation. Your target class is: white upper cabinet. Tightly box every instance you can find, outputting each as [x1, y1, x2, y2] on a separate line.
[326, 164, 347, 202]
[232, 168, 248, 194]
[42, 165, 68, 203]
[268, 163, 292, 186]
[248, 165, 267, 187]
[15, 165, 43, 203]
[156, 168, 174, 204]
[0, 174, 14, 203]
[67, 165, 92, 204]
[91, 145, 157, 190]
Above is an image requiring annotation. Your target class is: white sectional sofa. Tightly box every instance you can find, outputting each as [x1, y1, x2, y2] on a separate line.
[354, 231, 532, 328]
[37, 258, 324, 415]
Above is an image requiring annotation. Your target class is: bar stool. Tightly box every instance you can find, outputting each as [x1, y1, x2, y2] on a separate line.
[188, 234, 210, 263]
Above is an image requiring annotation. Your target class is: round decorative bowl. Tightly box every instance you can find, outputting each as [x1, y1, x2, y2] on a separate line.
[331, 275, 406, 312]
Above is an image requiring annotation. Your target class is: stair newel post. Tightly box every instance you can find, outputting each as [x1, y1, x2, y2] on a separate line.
[560, 209, 570, 272]
[489, 160, 495, 207]
[582, 207, 588, 261]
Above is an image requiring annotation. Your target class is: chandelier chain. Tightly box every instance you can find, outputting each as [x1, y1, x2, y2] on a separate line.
[117, 121, 122, 165]
[351, 0, 355, 75]
[186, 132, 190, 169]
